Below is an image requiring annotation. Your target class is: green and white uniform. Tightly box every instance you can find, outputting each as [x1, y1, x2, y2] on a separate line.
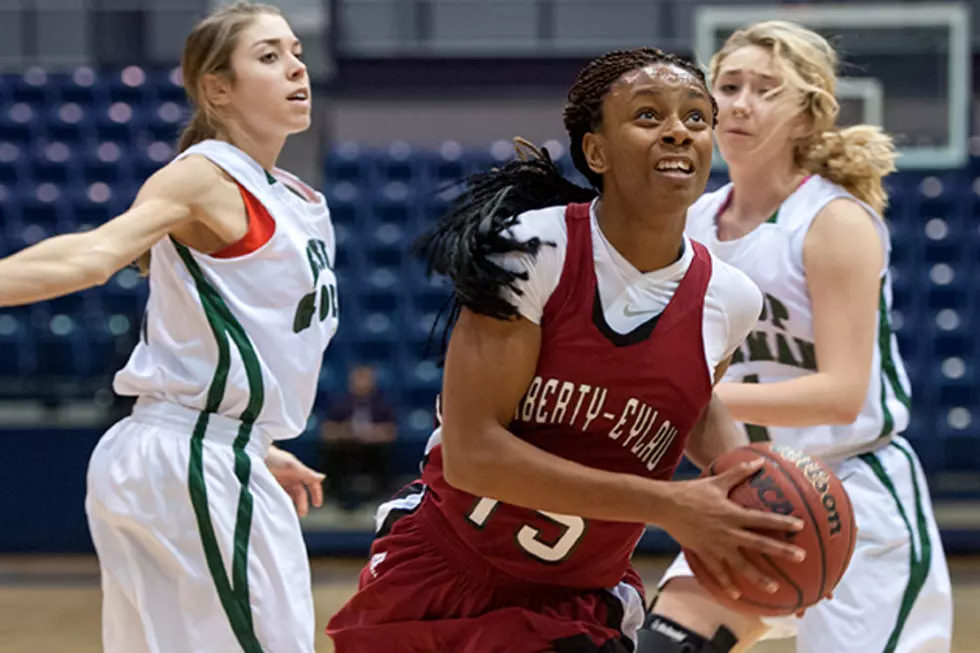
[85, 140, 338, 653]
[661, 176, 952, 652]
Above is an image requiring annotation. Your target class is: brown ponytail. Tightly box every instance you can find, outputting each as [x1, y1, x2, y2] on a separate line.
[177, 108, 219, 154]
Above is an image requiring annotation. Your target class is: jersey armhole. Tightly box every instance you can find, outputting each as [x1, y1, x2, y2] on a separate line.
[211, 183, 277, 259]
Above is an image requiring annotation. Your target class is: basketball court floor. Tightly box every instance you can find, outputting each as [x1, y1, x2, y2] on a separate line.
[1, 554, 977, 652]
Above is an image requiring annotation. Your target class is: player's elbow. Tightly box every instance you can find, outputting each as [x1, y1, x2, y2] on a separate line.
[441, 430, 501, 497]
[826, 393, 864, 425]
[76, 249, 119, 288]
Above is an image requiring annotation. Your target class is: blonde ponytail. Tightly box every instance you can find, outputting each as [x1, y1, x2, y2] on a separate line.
[801, 125, 897, 215]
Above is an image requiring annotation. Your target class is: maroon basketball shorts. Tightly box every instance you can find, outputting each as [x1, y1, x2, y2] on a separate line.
[326, 486, 646, 652]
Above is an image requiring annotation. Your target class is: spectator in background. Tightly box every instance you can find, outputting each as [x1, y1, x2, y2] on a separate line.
[319, 364, 397, 509]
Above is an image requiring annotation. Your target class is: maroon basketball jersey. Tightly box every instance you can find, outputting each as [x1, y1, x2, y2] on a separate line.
[420, 202, 714, 588]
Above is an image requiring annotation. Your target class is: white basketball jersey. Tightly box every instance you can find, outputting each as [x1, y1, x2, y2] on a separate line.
[114, 140, 339, 441]
[685, 176, 912, 461]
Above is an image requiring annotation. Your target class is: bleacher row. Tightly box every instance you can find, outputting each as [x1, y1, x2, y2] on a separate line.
[0, 66, 979, 470]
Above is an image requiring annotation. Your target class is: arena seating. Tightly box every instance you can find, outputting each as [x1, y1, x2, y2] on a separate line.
[1, 66, 978, 472]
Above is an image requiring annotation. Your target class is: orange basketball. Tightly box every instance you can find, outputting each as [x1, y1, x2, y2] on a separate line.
[683, 442, 857, 617]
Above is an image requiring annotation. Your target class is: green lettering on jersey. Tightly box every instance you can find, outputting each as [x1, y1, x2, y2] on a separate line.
[765, 293, 789, 330]
[730, 345, 745, 365]
[745, 331, 775, 362]
[776, 332, 801, 367]
[293, 238, 338, 333]
[795, 337, 817, 371]
[731, 294, 817, 371]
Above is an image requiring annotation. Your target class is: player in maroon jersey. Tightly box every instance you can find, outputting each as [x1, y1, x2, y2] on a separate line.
[327, 48, 807, 653]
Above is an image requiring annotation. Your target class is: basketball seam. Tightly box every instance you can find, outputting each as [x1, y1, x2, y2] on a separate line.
[761, 553, 804, 612]
[756, 449, 829, 603]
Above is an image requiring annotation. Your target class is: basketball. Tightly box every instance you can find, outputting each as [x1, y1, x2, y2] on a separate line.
[683, 442, 857, 617]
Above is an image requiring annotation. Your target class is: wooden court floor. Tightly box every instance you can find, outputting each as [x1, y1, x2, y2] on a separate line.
[1, 555, 977, 652]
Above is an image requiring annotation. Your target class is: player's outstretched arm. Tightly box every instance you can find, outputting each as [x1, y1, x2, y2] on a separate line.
[714, 199, 884, 427]
[0, 155, 221, 307]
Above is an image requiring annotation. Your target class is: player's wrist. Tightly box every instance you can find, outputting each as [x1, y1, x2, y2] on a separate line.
[639, 478, 685, 528]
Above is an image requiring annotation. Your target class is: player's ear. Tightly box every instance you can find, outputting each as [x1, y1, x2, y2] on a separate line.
[581, 132, 610, 177]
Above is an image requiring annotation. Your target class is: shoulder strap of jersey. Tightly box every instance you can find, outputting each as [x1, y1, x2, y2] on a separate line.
[656, 239, 713, 336]
[783, 176, 892, 270]
[541, 202, 592, 324]
[175, 140, 275, 201]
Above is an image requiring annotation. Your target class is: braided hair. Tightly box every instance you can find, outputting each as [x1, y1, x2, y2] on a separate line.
[413, 48, 716, 356]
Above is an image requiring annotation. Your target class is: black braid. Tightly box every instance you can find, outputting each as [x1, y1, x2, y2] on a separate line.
[412, 48, 716, 361]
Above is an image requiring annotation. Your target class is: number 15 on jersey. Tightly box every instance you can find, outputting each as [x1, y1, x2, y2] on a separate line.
[466, 497, 587, 564]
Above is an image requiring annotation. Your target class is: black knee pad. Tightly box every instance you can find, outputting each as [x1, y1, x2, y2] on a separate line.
[635, 614, 737, 653]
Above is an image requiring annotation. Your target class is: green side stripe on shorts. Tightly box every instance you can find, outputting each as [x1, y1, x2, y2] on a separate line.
[174, 239, 266, 653]
[877, 279, 912, 439]
[858, 442, 932, 653]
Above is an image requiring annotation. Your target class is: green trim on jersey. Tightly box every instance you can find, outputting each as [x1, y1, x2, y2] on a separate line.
[877, 278, 912, 439]
[858, 442, 932, 653]
[173, 239, 267, 653]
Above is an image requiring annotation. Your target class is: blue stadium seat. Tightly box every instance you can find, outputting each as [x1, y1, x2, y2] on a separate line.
[70, 188, 120, 229]
[20, 192, 70, 234]
[142, 104, 184, 144]
[51, 68, 103, 105]
[45, 103, 93, 143]
[929, 306, 974, 358]
[921, 217, 967, 266]
[912, 175, 963, 221]
[35, 315, 91, 377]
[372, 181, 417, 227]
[132, 143, 172, 182]
[935, 407, 980, 473]
[0, 313, 36, 376]
[0, 143, 26, 187]
[88, 314, 139, 377]
[30, 143, 79, 186]
[149, 69, 187, 104]
[7, 70, 49, 106]
[94, 103, 138, 142]
[106, 67, 152, 105]
[325, 182, 362, 230]
[428, 141, 468, 188]
[81, 143, 132, 186]
[103, 268, 147, 318]
[0, 103, 38, 144]
[46, 288, 103, 322]
[930, 357, 979, 410]
[922, 269, 971, 312]
[372, 142, 422, 186]
[325, 142, 368, 186]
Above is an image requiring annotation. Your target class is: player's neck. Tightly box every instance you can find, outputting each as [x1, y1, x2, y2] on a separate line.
[726, 159, 807, 226]
[595, 195, 686, 274]
[218, 129, 286, 174]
